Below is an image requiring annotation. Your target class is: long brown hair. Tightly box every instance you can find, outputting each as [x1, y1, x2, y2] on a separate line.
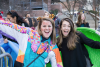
[58, 18, 78, 50]
[37, 17, 56, 44]
[76, 13, 87, 26]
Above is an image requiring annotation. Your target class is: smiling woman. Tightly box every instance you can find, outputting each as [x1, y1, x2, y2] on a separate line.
[0, 18, 63, 67]
[57, 18, 100, 67]
[40, 20, 53, 39]
[37, 18, 56, 44]
[61, 20, 71, 38]
[37, 18, 63, 67]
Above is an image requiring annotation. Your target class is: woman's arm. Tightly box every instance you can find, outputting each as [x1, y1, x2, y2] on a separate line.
[79, 32, 100, 48]
[2, 35, 18, 44]
[0, 20, 29, 49]
[0, 20, 40, 50]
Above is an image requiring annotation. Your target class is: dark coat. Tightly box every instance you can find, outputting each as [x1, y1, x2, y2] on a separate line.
[28, 18, 33, 27]
[76, 23, 90, 27]
[22, 22, 29, 27]
[53, 16, 61, 36]
[59, 32, 100, 67]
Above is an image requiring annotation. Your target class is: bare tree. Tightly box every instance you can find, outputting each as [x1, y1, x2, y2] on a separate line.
[58, 0, 87, 19]
[87, 0, 100, 29]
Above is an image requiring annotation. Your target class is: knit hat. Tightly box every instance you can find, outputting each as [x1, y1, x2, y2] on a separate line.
[0, 11, 3, 17]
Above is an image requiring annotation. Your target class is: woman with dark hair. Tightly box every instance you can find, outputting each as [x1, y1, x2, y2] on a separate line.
[57, 18, 100, 67]
[1, 10, 29, 66]
[2, 10, 29, 44]
[76, 13, 90, 27]
[7, 10, 29, 27]
[25, 13, 34, 27]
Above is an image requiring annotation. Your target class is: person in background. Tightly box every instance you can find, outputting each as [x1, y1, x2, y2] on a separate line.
[0, 11, 18, 44]
[3, 10, 29, 44]
[83, 11, 84, 13]
[25, 13, 30, 18]
[76, 13, 90, 27]
[52, 14, 61, 37]
[0, 11, 4, 20]
[5, 18, 10, 22]
[43, 11, 50, 18]
[25, 13, 33, 27]
[0, 11, 18, 66]
[6, 11, 30, 66]
[57, 18, 100, 67]
[4, 10, 29, 43]
[7, 10, 29, 27]
[31, 17, 38, 30]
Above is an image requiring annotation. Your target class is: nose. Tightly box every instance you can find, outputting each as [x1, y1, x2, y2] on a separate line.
[45, 26, 49, 29]
[65, 26, 69, 29]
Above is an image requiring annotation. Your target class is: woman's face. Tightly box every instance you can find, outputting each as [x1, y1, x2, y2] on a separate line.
[5, 18, 10, 22]
[26, 14, 30, 18]
[7, 15, 16, 23]
[44, 13, 49, 18]
[61, 21, 71, 37]
[41, 20, 53, 39]
[81, 14, 85, 21]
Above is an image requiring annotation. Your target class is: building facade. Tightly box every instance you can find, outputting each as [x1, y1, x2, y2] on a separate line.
[1, 0, 62, 17]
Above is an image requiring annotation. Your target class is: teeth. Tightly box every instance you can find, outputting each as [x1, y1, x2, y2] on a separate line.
[45, 31, 49, 33]
[64, 31, 68, 32]
[45, 31, 49, 32]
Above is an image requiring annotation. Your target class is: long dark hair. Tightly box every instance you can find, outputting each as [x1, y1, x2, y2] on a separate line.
[7, 10, 27, 25]
[32, 18, 38, 27]
[58, 18, 79, 50]
[76, 13, 87, 26]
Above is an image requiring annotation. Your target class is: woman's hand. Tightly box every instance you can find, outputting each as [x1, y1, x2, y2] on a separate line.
[3, 38, 8, 43]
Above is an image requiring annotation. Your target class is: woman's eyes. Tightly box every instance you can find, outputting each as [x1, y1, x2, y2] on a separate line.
[43, 25, 51, 27]
[62, 25, 66, 27]
[43, 26, 46, 27]
[48, 25, 51, 27]
[62, 25, 70, 27]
